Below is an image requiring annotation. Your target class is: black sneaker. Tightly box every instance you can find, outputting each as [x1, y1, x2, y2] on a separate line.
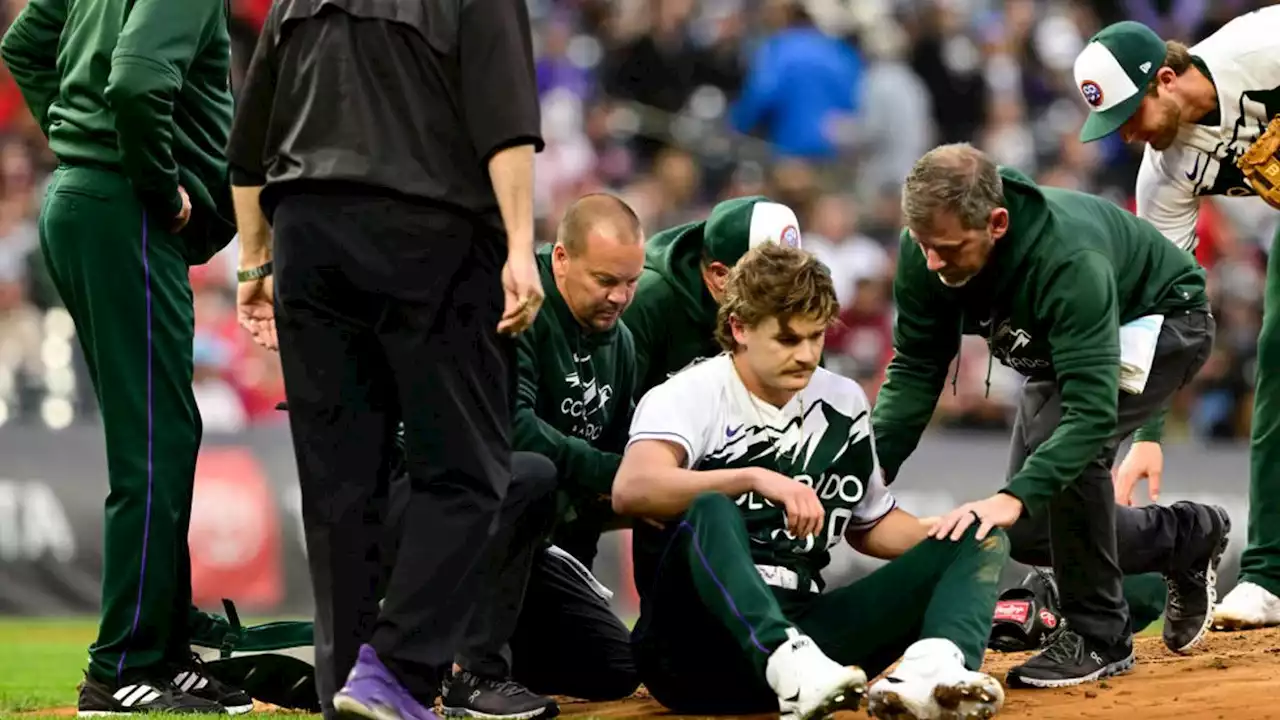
[1005, 629, 1135, 689]
[172, 655, 255, 715]
[1163, 503, 1232, 653]
[76, 672, 227, 716]
[441, 671, 560, 719]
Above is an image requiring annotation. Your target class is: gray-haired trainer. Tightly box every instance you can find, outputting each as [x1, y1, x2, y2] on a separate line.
[333, 644, 440, 720]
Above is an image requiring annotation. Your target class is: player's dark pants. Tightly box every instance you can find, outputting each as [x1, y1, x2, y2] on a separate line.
[382, 454, 639, 701]
[631, 493, 1008, 715]
[39, 165, 203, 685]
[1240, 225, 1280, 597]
[273, 189, 513, 716]
[1003, 309, 1214, 645]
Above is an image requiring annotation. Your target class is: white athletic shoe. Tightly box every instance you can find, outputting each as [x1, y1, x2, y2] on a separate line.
[867, 638, 1004, 720]
[765, 628, 867, 720]
[1212, 581, 1280, 630]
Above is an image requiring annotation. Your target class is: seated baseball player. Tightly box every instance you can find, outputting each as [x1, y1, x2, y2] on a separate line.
[622, 194, 804, 399]
[613, 243, 1008, 720]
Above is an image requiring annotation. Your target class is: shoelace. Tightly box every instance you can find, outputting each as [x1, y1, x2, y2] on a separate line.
[488, 679, 535, 698]
[1038, 630, 1083, 665]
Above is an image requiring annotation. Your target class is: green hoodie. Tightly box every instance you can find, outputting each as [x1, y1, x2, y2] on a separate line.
[871, 167, 1207, 516]
[623, 218, 722, 399]
[1, 0, 237, 264]
[623, 195, 803, 398]
[514, 245, 638, 503]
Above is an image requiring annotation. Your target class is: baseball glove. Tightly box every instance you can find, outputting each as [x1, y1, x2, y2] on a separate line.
[987, 568, 1064, 653]
[1237, 116, 1280, 210]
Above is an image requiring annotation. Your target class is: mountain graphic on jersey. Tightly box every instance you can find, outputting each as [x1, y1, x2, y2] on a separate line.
[699, 399, 877, 585]
[702, 400, 868, 478]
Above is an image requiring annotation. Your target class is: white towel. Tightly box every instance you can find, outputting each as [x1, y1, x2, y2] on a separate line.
[545, 544, 614, 600]
[1118, 314, 1165, 395]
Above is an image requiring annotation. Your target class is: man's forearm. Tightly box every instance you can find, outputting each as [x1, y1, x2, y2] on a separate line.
[871, 355, 949, 483]
[612, 446, 754, 519]
[487, 143, 536, 254]
[232, 185, 271, 267]
[845, 508, 926, 560]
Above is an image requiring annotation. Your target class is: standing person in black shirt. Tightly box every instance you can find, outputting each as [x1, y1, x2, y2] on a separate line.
[224, 2, 544, 719]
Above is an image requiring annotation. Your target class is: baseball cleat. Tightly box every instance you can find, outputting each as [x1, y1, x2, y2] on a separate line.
[1212, 581, 1280, 630]
[1162, 503, 1231, 653]
[171, 657, 254, 715]
[765, 628, 866, 720]
[76, 672, 228, 716]
[1004, 629, 1134, 689]
[868, 638, 1003, 720]
[333, 644, 440, 720]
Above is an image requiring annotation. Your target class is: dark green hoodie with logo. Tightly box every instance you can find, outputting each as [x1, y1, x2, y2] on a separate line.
[871, 167, 1207, 516]
[515, 245, 638, 503]
[623, 195, 803, 398]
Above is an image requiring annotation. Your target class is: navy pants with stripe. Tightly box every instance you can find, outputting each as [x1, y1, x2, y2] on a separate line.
[39, 164, 202, 685]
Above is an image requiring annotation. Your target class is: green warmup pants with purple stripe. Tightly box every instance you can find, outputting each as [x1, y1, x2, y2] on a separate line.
[630, 492, 1010, 716]
[1239, 223, 1280, 597]
[39, 164, 202, 685]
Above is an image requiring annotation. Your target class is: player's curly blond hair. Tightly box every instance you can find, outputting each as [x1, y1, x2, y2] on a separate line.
[715, 243, 840, 352]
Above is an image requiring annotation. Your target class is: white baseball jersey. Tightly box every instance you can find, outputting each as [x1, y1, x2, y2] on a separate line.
[1137, 6, 1280, 250]
[628, 353, 896, 578]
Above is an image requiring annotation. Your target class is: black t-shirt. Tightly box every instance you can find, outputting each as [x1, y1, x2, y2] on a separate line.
[226, 0, 544, 229]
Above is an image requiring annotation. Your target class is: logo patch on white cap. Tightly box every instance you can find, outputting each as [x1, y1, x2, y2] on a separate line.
[1073, 41, 1139, 113]
[1079, 80, 1104, 107]
[749, 202, 802, 250]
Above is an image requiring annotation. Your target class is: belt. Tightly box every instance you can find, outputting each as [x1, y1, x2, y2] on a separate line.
[755, 564, 820, 594]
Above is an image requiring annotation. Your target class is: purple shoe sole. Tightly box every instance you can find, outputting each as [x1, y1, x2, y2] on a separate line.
[333, 645, 440, 720]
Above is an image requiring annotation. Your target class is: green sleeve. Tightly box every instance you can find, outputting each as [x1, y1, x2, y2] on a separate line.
[1133, 408, 1166, 443]
[1005, 251, 1121, 516]
[620, 271, 666, 399]
[0, 0, 67, 135]
[104, 0, 223, 220]
[513, 324, 620, 496]
[870, 233, 959, 484]
[601, 328, 639, 457]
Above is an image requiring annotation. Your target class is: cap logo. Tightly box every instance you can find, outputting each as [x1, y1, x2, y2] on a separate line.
[1080, 80, 1104, 107]
[781, 225, 800, 248]
[1139, 61, 1152, 73]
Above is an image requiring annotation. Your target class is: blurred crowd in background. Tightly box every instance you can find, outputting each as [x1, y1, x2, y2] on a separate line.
[0, 0, 1274, 442]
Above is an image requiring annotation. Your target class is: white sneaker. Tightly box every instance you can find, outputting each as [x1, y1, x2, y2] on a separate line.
[1212, 581, 1280, 630]
[868, 638, 1004, 720]
[765, 629, 867, 720]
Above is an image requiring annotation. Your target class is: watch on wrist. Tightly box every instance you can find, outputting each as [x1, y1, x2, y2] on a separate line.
[237, 261, 273, 283]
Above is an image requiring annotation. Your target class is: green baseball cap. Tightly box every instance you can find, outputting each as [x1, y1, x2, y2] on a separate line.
[1073, 21, 1167, 142]
[703, 195, 802, 265]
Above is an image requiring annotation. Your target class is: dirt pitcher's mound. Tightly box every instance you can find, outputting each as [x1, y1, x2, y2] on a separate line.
[558, 626, 1280, 719]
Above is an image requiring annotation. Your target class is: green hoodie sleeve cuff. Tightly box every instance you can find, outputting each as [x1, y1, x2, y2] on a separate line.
[1002, 477, 1050, 518]
[1133, 409, 1166, 444]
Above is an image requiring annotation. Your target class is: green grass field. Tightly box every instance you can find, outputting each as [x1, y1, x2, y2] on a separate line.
[0, 617, 320, 719]
[0, 616, 1164, 719]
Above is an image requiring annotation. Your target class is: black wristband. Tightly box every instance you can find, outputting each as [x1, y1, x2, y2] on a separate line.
[237, 261, 273, 282]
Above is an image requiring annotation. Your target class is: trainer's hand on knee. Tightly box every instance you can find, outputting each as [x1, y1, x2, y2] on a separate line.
[1113, 441, 1163, 506]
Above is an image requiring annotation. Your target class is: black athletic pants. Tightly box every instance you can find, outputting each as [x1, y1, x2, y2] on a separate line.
[383, 454, 639, 702]
[273, 190, 513, 716]
[1002, 310, 1214, 645]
